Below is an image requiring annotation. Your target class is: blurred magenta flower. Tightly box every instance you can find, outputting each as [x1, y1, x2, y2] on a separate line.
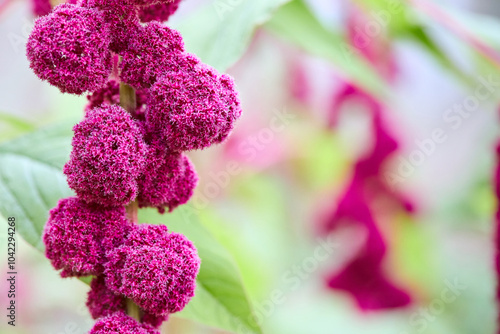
[324, 84, 413, 310]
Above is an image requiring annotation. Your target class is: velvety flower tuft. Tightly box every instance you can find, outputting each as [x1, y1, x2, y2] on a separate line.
[139, 0, 183, 23]
[141, 312, 169, 329]
[87, 276, 125, 319]
[64, 105, 147, 207]
[89, 312, 159, 334]
[43, 197, 132, 277]
[216, 74, 243, 144]
[137, 145, 198, 213]
[105, 224, 200, 315]
[120, 22, 186, 88]
[147, 63, 242, 151]
[82, 0, 141, 53]
[87, 276, 168, 328]
[26, 4, 112, 94]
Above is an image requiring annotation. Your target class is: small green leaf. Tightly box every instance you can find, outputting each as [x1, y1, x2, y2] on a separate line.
[176, 0, 290, 72]
[0, 122, 74, 251]
[139, 207, 263, 334]
[265, 0, 388, 98]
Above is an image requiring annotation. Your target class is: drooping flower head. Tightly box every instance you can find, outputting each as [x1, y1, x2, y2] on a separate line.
[147, 63, 242, 151]
[89, 311, 159, 334]
[105, 224, 200, 315]
[324, 84, 412, 310]
[43, 197, 132, 277]
[137, 144, 198, 213]
[64, 105, 147, 207]
[26, 4, 112, 94]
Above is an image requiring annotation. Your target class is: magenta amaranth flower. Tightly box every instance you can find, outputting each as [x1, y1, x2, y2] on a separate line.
[43, 197, 132, 277]
[141, 312, 169, 329]
[120, 22, 186, 88]
[26, 4, 112, 94]
[82, 0, 141, 53]
[326, 192, 411, 309]
[328, 249, 411, 310]
[89, 312, 159, 334]
[87, 276, 168, 328]
[87, 276, 125, 319]
[32, 0, 52, 17]
[64, 105, 146, 207]
[105, 224, 200, 315]
[138, 0, 183, 23]
[137, 145, 198, 213]
[86, 80, 150, 121]
[147, 63, 242, 151]
[216, 74, 243, 144]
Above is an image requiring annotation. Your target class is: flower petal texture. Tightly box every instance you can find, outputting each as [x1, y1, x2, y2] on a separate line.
[89, 311, 159, 334]
[87, 276, 168, 328]
[105, 225, 200, 315]
[147, 63, 242, 151]
[139, 0, 183, 23]
[64, 105, 147, 207]
[26, 4, 112, 94]
[137, 144, 198, 213]
[43, 197, 132, 277]
[120, 22, 186, 89]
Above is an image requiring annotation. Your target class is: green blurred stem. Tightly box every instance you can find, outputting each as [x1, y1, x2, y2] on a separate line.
[126, 200, 139, 224]
[120, 82, 137, 114]
[126, 298, 142, 321]
[121, 82, 141, 321]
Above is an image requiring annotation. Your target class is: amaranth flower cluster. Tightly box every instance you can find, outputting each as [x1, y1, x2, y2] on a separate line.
[27, 0, 242, 331]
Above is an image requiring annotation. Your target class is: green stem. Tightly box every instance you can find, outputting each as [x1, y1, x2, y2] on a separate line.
[119, 82, 137, 114]
[126, 200, 139, 224]
[120, 80, 141, 321]
[126, 298, 142, 322]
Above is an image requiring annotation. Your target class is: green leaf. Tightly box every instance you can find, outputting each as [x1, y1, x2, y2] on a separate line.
[139, 207, 262, 334]
[0, 112, 35, 131]
[265, 0, 387, 98]
[175, 0, 290, 72]
[0, 122, 74, 251]
[0, 112, 37, 142]
[0, 122, 262, 334]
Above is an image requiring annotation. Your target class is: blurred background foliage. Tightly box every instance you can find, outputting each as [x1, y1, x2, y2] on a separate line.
[0, 0, 499, 333]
